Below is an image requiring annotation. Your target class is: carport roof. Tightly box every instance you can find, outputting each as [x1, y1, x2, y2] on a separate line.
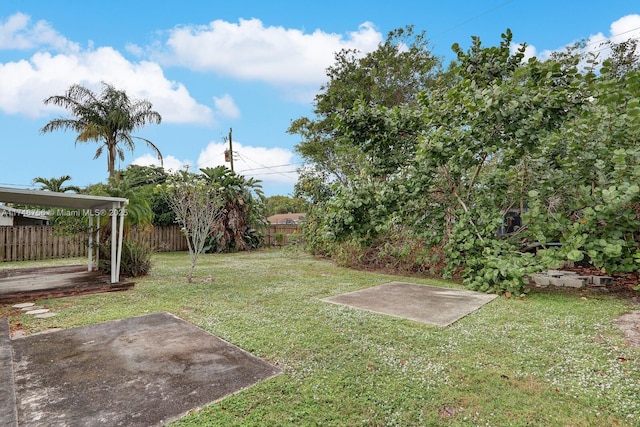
[0, 187, 128, 210]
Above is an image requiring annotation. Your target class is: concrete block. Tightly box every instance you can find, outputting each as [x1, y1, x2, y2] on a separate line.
[561, 277, 587, 289]
[591, 276, 613, 286]
[531, 274, 550, 287]
[548, 277, 562, 287]
[547, 270, 565, 277]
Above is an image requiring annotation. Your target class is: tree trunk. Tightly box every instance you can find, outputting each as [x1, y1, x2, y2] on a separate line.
[108, 141, 116, 179]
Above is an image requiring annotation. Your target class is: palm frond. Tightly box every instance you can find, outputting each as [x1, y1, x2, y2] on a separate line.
[40, 82, 163, 179]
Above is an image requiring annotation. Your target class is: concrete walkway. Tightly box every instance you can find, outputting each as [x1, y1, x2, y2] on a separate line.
[323, 281, 498, 326]
[0, 318, 18, 427]
[6, 312, 281, 426]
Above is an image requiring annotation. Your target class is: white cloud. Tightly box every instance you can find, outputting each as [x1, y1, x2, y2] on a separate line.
[524, 14, 640, 62]
[132, 153, 193, 173]
[609, 14, 640, 45]
[158, 19, 382, 86]
[213, 94, 240, 119]
[0, 13, 79, 53]
[0, 46, 213, 123]
[197, 141, 297, 185]
[581, 14, 640, 59]
[125, 42, 144, 57]
[510, 42, 537, 61]
[0, 12, 213, 124]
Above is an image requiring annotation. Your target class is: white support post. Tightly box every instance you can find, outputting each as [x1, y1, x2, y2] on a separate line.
[111, 204, 117, 283]
[88, 213, 93, 272]
[116, 202, 125, 283]
[96, 227, 100, 270]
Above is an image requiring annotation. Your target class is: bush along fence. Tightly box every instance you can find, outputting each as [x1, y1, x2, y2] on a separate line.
[1, 224, 302, 262]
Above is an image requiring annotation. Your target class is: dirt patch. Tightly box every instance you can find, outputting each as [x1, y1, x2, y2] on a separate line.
[616, 311, 640, 348]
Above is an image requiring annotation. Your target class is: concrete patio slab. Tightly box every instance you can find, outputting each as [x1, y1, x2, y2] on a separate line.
[0, 265, 133, 305]
[0, 318, 18, 427]
[10, 312, 281, 426]
[322, 281, 498, 326]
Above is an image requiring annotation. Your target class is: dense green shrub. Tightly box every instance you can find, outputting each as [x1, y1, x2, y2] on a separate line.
[99, 239, 153, 278]
[294, 29, 640, 295]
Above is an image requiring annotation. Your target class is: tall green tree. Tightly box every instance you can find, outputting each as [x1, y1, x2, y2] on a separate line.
[264, 195, 309, 216]
[32, 175, 80, 193]
[410, 29, 589, 292]
[304, 29, 640, 294]
[117, 165, 175, 226]
[41, 82, 162, 179]
[289, 26, 440, 201]
[522, 44, 640, 274]
[200, 166, 266, 252]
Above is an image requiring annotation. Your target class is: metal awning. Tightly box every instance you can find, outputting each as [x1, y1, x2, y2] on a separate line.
[0, 187, 128, 283]
[0, 187, 127, 210]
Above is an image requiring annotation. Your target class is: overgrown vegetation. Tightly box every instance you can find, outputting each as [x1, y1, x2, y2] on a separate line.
[264, 195, 309, 216]
[291, 28, 640, 294]
[200, 166, 267, 252]
[27, 163, 271, 279]
[2, 252, 638, 426]
[98, 239, 153, 278]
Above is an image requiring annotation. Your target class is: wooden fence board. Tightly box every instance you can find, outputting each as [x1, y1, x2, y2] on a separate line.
[1, 224, 301, 262]
[1, 225, 189, 262]
[264, 224, 302, 246]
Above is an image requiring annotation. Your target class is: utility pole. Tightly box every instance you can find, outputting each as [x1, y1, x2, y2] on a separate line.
[228, 127, 234, 172]
[224, 127, 234, 172]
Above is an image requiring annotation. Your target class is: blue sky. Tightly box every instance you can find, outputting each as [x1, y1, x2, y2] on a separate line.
[1, 1, 638, 196]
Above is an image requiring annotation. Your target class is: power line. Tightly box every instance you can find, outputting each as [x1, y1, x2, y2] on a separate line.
[237, 162, 303, 172]
[234, 152, 298, 181]
[246, 170, 299, 177]
[431, 0, 514, 40]
[0, 182, 34, 188]
[585, 26, 640, 48]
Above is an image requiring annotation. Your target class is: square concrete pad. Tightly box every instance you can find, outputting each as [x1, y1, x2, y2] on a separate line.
[322, 281, 497, 326]
[11, 312, 281, 426]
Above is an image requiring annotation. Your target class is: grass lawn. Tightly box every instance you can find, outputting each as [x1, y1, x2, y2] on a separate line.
[2, 249, 640, 426]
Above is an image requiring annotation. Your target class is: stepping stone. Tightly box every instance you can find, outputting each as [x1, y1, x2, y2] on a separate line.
[21, 306, 44, 311]
[12, 303, 35, 309]
[24, 309, 50, 315]
[34, 313, 57, 319]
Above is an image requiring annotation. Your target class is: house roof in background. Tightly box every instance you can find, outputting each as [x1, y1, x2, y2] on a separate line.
[267, 213, 306, 224]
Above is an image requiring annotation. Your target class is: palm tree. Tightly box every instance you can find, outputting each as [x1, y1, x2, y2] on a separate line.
[40, 82, 162, 179]
[32, 175, 81, 193]
[200, 166, 266, 251]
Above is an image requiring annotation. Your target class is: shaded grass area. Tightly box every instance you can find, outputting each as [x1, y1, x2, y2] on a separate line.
[1, 250, 639, 426]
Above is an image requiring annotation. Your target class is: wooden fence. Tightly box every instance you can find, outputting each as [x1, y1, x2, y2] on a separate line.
[0, 225, 188, 262]
[264, 224, 303, 246]
[1, 224, 301, 262]
[128, 226, 189, 252]
[0, 226, 88, 262]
